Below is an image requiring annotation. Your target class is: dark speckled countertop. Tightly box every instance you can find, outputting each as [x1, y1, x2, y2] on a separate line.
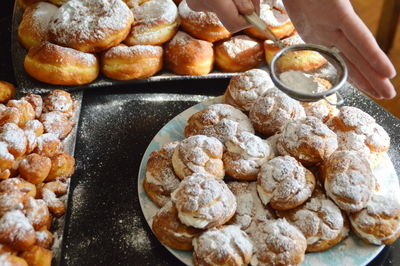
[2, 0, 400, 265]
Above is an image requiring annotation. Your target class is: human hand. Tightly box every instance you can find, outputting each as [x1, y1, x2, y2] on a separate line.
[186, 0, 260, 32]
[282, 0, 397, 99]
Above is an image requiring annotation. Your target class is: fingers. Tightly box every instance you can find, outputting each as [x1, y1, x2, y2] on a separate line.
[186, 0, 209, 12]
[334, 30, 397, 99]
[340, 11, 397, 79]
[252, 0, 260, 15]
[208, 0, 250, 32]
[342, 54, 384, 99]
[232, 0, 255, 15]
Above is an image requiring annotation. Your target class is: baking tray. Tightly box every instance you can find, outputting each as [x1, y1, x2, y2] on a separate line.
[10, 1, 239, 94]
[60, 84, 400, 265]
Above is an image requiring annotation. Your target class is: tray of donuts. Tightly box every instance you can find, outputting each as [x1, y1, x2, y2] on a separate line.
[11, 0, 323, 92]
[138, 69, 400, 266]
[0, 81, 80, 265]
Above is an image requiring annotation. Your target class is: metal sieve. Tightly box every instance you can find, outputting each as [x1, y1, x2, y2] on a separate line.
[245, 13, 347, 105]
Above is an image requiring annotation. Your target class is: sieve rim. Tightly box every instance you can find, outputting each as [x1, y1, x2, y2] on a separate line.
[270, 43, 348, 102]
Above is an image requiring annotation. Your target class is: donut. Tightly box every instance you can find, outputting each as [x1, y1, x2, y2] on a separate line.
[23, 197, 50, 231]
[326, 106, 390, 168]
[0, 81, 16, 104]
[24, 42, 99, 86]
[46, 153, 75, 182]
[223, 131, 274, 181]
[249, 88, 306, 136]
[7, 99, 35, 127]
[17, 0, 42, 9]
[123, 0, 149, 8]
[48, 0, 134, 53]
[35, 228, 53, 249]
[276, 190, 349, 252]
[224, 69, 275, 112]
[17, 2, 58, 50]
[124, 0, 179, 46]
[0, 210, 36, 251]
[0, 177, 36, 198]
[164, 31, 214, 75]
[43, 90, 73, 117]
[184, 103, 254, 144]
[40, 111, 72, 139]
[244, 0, 295, 40]
[301, 78, 337, 122]
[192, 225, 253, 266]
[0, 142, 15, 173]
[178, 0, 231, 43]
[34, 133, 63, 158]
[151, 201, 203, 250]
[0, 190, 27, 217]
[143, 142, 181, 207]
[171, 173, 237, 229]
[0, 123, 27, 158]
[22, 94, 43, 119]
[350, 195, 400, 245]
[322, 150, 375, 213]
[47, 0, 68, 6]
[40, 188, 65, 217]
[276, 116, 338, 166]
[227, 181, 276, 231]
[0, 254, 28, 266]
[249, 218, 307, 266]
[258, 155, 316, 210]
[20, 245, 52, 266]
[264, 33, 327, 72]
[23, 120, 44, 137]
[171, 135, 224, 180]
[101, 44, 163, 80]
[19, 153, 51, 185]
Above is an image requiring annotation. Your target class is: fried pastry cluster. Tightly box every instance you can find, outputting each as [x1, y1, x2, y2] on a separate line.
[17, 0, 328, 85]
[0, 86, 75, 266]
[144, 70, 399, 265]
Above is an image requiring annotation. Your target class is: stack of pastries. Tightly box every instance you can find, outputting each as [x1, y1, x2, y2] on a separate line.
[144, 69, 400, 265]
[0, 83, 76, 265]
[17, 0, 327, 85]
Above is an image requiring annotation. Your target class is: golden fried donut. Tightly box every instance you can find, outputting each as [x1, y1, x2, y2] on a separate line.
[224, 69, 275, 112]
[301, 78, 337, 122]
[171, 173, 237, 229]
[17, 0, 42, 9]
[227, 181, 276, 231]
[193, 225, 253, 266]
[214, 35, 264, 73]
[0, 177, 37, 198]
[101, 44, 163, 80]
[24, 42, 99, 86]
[45, 153, 75, 182]
[249, 218, 307, 266]
[152, 201, 202, 250]
[0, 210, 36, 251]
[143, 142, 180, 207]
[125, 0, 179, 46]
[184, 103, 254, 143]
[48, 0, 134, 53]
[7, 99, 35, 127]
[178, 0, 231, 43]
[276, 116, 338, 166]
[0, 254, 28, 266]
[172, 135, 224, 180]
[249, 89, 306, 136]
[0, 81, 16, 104]
[223, 132, 273, 181]
[0, 123, 27, 158]
[244, 0, 295, 40]
[276, 191, 349, 252]
[264, 33, 327, 72]
[350, 195, 400, 245]
[23, 197, 50, 231]
[164, 31, 214, 75]
[17, 2, 58, 50]
[35, 228, 53, 249]
[0, 106, 21, 127]
[0, 190, 27, 217]
[40, 188, 65, 217]
[0, 142, 14, 173]
[257, 155, 316, 210]
[19, 153, 51, 185]
[43, 90, 73, 117]
[40, 111, 72, 139]
[326, 106, 390, 168]
[322, 150, 375, 213]
[42, 180, 68, 196]
[20, 245, 52, 266]
[24, 130, 38, 155]
[22, 94, 43, 119]
[34, 133, 63, 158]
[23, 120, 44, 137]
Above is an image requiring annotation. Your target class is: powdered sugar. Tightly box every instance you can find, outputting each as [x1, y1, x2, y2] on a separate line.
[259, 0, 290, 27]
[30, 2, 58, 38]
[0, 123, 27, 156]
[0, 209, 34, 242]
[104, 45, 163, 59]
[178, 0, 223, 26]
[221, 35, 261, 58]
[132, 0, 177, 25]
[280, 71, 321, 94]
[0, 142, 14, 161]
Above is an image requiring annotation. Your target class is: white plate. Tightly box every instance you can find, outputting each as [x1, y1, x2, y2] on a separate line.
[138, 96, 400, 266]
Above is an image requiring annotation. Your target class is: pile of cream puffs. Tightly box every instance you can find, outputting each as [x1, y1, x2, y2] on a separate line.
[144, 69, 400, 265]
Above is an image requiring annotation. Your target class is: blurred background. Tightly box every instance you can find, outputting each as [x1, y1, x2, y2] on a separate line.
[351, 0, 400, 117]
